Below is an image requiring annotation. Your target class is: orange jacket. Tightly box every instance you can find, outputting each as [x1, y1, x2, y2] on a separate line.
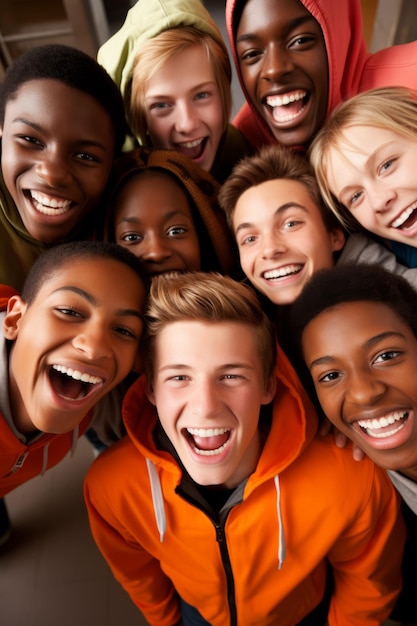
[84, 348, 404, 626]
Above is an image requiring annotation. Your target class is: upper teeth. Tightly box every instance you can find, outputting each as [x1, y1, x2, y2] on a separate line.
[31, 190, 71, 215]
[263, 265, 302, 280]
[266, 90, 306, 108]
[52, 364, 102, 385]
[187, 427, 230, 438]
[391, 202, 417, 228]
[179, 138, 203, 149]
[357, 410, 407, 438]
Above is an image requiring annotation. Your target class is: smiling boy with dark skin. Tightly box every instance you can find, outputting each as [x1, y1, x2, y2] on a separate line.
[0, 241, 147, 546]
[225, 0, 417, 151]
[0, 44, 128, 291]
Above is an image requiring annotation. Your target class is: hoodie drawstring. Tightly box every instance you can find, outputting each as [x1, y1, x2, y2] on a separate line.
[146, 458, 166, 542]
[274, 475, 286, 570]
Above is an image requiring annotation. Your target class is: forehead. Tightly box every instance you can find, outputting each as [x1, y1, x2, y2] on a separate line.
[234, 178, 323, 224]
[303, 301, 412, 349]
[238, 0, 316, 33]
[145, 45, 216, 92]
[115, 172, 193, 215]
[37, 257, 144, 300]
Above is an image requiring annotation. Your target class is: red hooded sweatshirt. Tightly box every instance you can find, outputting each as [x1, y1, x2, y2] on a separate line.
[226, 0, 417, 150]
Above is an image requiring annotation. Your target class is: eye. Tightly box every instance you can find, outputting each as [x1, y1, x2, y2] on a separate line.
[194, 91, 210, 101]
[149, 102, 170, 112]
[240, 234, 257, 246]
[113, 325, 139, 340]
[75, 152, 98, 162]
[55, 307, 83, 318]
[374, 350, 402, 364]
[288, 33, 318, 50]
[167, 226, 187, 237]
[349, 190, 363, 207]
[120, 233, 144, 244]
[317, 370, 340, 383]
[239, 48, 263, 64]
[379, 157, 396, 175]
[17, 134, 43, 147]
[283, 219, 302, 230]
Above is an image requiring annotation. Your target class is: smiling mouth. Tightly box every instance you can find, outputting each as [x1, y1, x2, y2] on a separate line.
[28, 190, 73, 216]
[265, 90, 309, 124]
[185, 427, 231, 456]
[390, 201, 417, 230]
[49, 364, 103, 401]
[175, 137, 207, 161]
[357, 410, 409, 439]
[263, 264, 303, 281]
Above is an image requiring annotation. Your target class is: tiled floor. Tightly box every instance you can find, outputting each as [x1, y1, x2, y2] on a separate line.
[0, 437, 147, 626]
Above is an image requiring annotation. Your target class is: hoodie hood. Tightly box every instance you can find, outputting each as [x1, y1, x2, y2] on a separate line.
[98, 0, 226, 101]
[225, 0, 368, 148]
[122, 345, 317, 479]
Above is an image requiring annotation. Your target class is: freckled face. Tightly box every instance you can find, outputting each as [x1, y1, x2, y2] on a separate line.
[302, 301, 417, 479]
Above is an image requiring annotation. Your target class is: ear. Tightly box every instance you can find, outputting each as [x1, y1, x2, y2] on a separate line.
[330, 226, 346, 253]
[262, 374, 277, 405]
[3, 296, 27, 340]
[146, 380, 157, 406]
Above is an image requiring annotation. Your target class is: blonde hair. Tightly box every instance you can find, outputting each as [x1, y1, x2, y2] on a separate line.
[141, 272, 276, 387]
[309, 86, 417, 230]
[129, 26, 232, 144]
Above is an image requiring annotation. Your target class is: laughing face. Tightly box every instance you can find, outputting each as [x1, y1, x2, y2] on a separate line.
[302, 301, 417, 480]
[4, 257, 146, 435]
[0, 79, 115, 243]
[114, 171, 201, 276]
[148, 320, 275, 487]
[325, 126, 417, 248]
[233, 178, 344, 305]
[236, 0, 328, 148]
[143, 45, 224, 173]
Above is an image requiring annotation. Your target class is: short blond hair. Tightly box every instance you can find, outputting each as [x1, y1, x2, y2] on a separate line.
[309, 86, 417, 230]
[141, 272, 276, 387]
[129, 26, 232, 144]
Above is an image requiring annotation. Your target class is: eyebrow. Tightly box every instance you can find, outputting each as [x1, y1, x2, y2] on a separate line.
[158, 362, 255, 372]
[116, 208, 191, 226]
[51, 286, 144, 319]
[308, 330, 407, 370]
[236, 15, 317, 44]
[12, 117, 108, 151]
[145, 81, 217, 100]
[235, 202, 307, 235]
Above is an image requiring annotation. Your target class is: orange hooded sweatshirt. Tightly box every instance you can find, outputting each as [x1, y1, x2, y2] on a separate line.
[226, 0, 417, 150]
[84, 347, 403, 625]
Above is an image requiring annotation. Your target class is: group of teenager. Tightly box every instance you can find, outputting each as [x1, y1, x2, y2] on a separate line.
[1, 0, 417, 624]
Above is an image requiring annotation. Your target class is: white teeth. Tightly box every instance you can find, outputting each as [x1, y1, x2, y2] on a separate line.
[179, 138, 203, 149]
[391, 202, 417, 228]
[52, 364, 102, 385]
[263, 265, 302, 280]
[31, 190, 71, 216]
[187, 427, 230, 438]
[266, 90, 306, 108]
[357, 411, 408, 438]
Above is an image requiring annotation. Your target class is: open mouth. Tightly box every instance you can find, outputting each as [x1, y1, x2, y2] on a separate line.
[357, 410, 409, 439]
[185, 427, 231, 456]
[390, 201, 417, 231]
[27, 190, 73, 216]
[49, 364, 103, 401]
[265, 90, 309, 124]
[175, 137, 207, 161]
[263, 264, 303, 281]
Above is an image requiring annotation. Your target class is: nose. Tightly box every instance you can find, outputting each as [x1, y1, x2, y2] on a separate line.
[174, 101, 199, 134]
[140, 234, 173, 264]
[262, 43, 295, 81]
[35, 150, 71, 188]
[262, 231, 287, 259]
[346, 368, 386, 406]
[189, 379, 223, 419]
[369, 183, 396, 214]
[72, 323, 113, 360]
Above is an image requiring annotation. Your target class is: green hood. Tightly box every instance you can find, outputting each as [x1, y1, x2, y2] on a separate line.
[98, 0, 224, 100]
